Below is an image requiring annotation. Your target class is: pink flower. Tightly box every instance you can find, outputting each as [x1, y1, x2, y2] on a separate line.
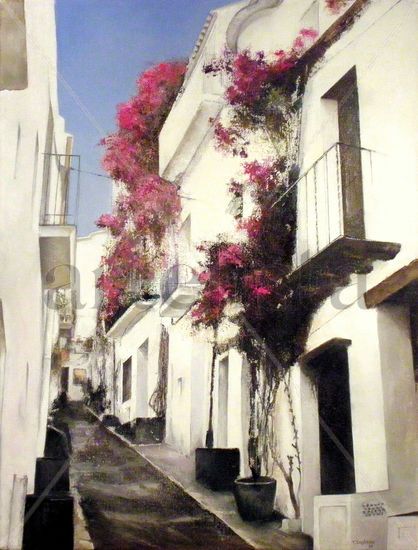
[252, 286, 272, 297]
[244, 160, 279, 191]
[198, 271, 210, 283]
[325, 0, 350, 15]
[96, 213, 125, 236]
[218, 244, 244, 268]
[292, 28, 318, 55]
[244, 271, 274, 298]
[239, 217, 262, 240]
[207, 285, 230, 306]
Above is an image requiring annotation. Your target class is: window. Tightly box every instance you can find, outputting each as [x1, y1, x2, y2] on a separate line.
[0, 0, 28, 90]
[73, 368, 87, 386]
[122, 357, 132, 403]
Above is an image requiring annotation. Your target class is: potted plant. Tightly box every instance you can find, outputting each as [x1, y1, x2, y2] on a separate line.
[233, 356, 278, 521]
[195, 335, 240, 491]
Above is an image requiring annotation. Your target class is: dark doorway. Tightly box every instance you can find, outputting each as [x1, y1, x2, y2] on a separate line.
[122, 357, 132, 403]
[61, 367, 69, 393]
[309, 345, 356, 495]
[324, 67, 365, 239]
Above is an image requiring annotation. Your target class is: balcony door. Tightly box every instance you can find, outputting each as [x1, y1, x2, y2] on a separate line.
[324, 67, 365, 239]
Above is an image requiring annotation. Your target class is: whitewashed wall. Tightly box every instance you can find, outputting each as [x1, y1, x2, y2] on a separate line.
[0, 0, 72, 545]
[74, 229, 107, 339]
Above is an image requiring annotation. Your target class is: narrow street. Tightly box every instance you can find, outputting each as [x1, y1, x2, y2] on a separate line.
[58, 403, 251, 550]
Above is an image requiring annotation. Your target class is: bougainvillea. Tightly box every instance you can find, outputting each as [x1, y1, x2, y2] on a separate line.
[193, 24, 321, 495]
[204, 28, 317, 143]
[98, 61, 186, 323]
[194, 10, 374, 500]
[325, 0, 351, 14]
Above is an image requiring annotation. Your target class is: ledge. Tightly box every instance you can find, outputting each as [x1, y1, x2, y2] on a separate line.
[159, 284, 200, 318]
[364, 259, 418, 309]
[106, 299, 158, 338]
[291, 237, 401, 285]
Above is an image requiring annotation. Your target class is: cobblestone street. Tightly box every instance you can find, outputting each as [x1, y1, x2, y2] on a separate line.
[59, 404, 251, 549]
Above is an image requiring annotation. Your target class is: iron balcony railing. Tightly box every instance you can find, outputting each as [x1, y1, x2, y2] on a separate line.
[160, 263, 199, 304]
[40, 153, 80, 226]
[42, 213, 74, 225]
[294, 142, 376, 269]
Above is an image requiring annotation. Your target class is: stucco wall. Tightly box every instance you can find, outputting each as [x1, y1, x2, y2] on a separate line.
[74, 229, 107, 339]
[0, 0, 72, 545]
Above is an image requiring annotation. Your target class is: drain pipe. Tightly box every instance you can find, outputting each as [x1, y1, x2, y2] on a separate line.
[226, 0, 284, 52]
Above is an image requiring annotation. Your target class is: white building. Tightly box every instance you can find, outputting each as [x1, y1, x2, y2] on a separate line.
[0, 0, 75, 546]
[96, 1, 417, 548]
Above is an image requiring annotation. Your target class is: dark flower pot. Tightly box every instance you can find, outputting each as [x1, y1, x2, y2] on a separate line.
[23, 493, 73, 550]
[234, 477, 277, 521]
[102, 414, 121, 428]
[195, 447, 240, 491]
[115, 421, 135, 440]
[35, 457, 70, 494]
[132, 417, 165, 444]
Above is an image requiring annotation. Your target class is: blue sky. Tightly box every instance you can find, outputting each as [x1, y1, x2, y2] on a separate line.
[56, 0, 238, 236]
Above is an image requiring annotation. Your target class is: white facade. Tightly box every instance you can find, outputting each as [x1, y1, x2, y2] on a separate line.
[0, 0, 75, 546]
[74, 229, 107, 340]
[95, 1, 417, 548]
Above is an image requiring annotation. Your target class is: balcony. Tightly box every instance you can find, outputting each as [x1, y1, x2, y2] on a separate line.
[292, 143, 400, 281]
[106, 298, 158, 339]
[159, 264, 200, 318]
[39, 217, 76, 290]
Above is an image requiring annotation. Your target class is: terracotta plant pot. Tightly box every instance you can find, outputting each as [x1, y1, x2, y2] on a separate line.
[234, 476, 277, 521]
[195, 447, 240, 491]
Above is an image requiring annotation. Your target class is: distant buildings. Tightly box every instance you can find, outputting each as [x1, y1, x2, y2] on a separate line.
[0, 0, 75, 546]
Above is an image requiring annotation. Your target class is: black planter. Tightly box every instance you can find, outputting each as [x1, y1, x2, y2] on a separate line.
[234, 477, 277, 521]
[35, 457, 70, 494]
[23, 494, 74, 550]
[115, 417, 165, 444]
[195, 448, 240, 491]
[115, 421, 135, 440]
[102, 414, 121, 428]
[132, 417, 165, 444]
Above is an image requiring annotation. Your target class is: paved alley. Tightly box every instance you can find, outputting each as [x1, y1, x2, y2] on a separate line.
[59, 403, 251, 550]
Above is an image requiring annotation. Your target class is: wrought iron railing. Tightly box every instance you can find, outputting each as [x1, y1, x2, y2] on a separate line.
[40, 153, 80, 226]
[294, 142, 376, 268]
[160, 263, 199, 304]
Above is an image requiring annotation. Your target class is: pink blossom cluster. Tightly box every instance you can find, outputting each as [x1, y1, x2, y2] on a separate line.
[325, 0, 350, 15]
[244, 270, 273, 298]
[243, 160, 281, 192]
[238, 216, 262, 240]
[212, 121, 248, 157]
[205, 29, 318, 110]
[98, 61, 186, 321]
[191, 284, 231, 326]
[118, 175, 181, 243]
[102, 61, 186, 187]
[218, 244, 244, 268]
[96, 213, 125, 237]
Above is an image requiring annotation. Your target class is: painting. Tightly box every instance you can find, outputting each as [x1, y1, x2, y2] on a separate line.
[0, 1, 417, 549]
